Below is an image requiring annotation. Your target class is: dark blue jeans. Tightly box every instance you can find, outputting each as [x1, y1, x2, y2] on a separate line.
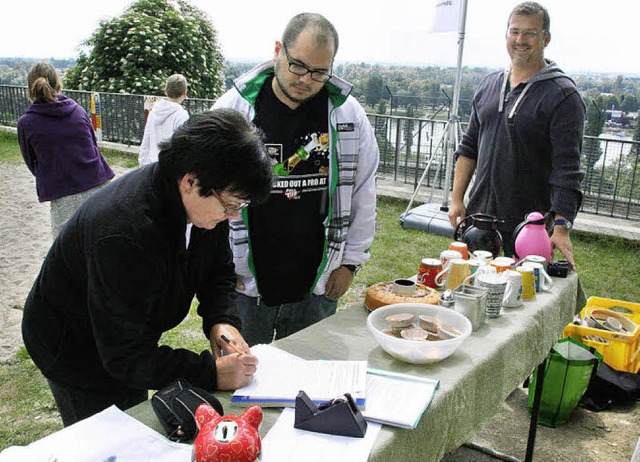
[235, 293, 338, 346]
[47, 378, 147, 426]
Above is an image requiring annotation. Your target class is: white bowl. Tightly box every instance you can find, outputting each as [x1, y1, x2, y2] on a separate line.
[367, 303, 472, 364]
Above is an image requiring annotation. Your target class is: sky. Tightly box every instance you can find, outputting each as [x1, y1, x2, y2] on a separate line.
[2, 0, 638, 76]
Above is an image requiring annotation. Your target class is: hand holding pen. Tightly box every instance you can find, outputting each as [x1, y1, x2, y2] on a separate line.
[221, 334, 244, 355]
[215, 333, 258, 390]
[209, 324, 250, 358]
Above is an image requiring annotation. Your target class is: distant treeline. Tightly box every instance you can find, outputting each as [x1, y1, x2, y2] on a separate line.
[2, 57, 639, 119]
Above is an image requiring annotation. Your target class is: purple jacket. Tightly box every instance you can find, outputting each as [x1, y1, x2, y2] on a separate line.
[18, 94, 114, 202]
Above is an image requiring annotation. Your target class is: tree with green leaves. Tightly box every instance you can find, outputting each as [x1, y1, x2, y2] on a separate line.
[65, 0, 224, 98]
[364, 75, 384, 107]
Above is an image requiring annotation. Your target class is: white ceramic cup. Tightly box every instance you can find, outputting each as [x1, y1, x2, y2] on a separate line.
[522, 261, 553, 292]
[467, 263, 497, 287]
[440, 250, 463, 267]
[502, 270, 523, 308]
[472, 250, 493, 265]
[523, 254, 548, 271]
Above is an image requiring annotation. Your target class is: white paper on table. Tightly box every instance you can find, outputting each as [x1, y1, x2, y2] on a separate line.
[0, 405, 192, 462]
[233, 344, 367, 407]
[361, 368, 439, 429]
[262, 407, 381, 462]
[241, 345, 438, 429]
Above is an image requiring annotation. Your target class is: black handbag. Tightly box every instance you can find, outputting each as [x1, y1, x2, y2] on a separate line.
[580, 362, 640, 411]
[151, 379, 223, 442]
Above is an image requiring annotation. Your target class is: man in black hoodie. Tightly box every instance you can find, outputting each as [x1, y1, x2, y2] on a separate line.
[448, 2, 585, 268]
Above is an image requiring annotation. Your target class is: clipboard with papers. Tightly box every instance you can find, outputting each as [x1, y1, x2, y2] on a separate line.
[231, 345, 367, 408]
[233, 345, 439, 429]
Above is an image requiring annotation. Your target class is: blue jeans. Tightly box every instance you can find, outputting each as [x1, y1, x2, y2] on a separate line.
[235, 293, 338, 346]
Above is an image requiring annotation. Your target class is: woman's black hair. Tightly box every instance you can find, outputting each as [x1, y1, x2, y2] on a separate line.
[158, 109, 273, 204]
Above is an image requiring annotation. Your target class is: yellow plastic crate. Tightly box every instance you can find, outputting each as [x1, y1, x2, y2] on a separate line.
[563, 297, 640, 373]
[583, 297, 640, 325]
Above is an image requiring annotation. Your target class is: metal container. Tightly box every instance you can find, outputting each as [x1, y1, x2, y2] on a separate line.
[452, 284, 488, 331]
[439, 289, 455, 308]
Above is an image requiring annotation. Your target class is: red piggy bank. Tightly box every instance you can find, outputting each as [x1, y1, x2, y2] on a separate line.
[192, 403, 263, 462]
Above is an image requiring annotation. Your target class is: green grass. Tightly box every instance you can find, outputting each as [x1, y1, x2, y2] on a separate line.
[1, 130, 639, 450]
[0, 349, 61, 448]
[0, 129, 138, 170]
[0, 130, 23, 165]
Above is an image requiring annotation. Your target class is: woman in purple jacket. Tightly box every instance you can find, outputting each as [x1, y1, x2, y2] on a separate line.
[18, 62, 114, 238]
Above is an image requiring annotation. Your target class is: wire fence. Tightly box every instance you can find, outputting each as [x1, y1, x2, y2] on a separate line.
[2, 85, 639, 221]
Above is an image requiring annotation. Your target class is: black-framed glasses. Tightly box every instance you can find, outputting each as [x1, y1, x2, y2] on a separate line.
[211, 190, 250, 216]
[281, 42, 332, 83]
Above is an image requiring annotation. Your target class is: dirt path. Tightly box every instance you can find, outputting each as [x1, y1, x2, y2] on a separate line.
[0, 162, 638, 461]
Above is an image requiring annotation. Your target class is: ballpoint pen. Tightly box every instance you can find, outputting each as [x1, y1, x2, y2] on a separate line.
[220, 334, 244, 355]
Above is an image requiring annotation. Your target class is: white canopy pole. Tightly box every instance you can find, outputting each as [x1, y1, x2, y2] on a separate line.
[441, 0, 468, 210]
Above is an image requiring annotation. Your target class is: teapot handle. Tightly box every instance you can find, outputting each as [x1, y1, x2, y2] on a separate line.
[453, 215, 473, 241]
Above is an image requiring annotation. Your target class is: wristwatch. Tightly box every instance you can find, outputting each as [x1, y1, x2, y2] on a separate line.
[342, 264, 362, 276]
[553, 219, 573, 230]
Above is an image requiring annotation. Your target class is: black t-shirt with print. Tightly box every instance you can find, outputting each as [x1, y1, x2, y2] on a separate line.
[249, 76, 330, 305]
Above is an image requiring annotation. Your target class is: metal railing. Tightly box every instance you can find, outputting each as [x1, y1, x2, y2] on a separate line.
[2, 85, 639, 221]
[0, 85, 216, 146]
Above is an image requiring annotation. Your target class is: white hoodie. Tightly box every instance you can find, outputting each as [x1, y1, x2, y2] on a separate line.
[138, 99, 189, 166]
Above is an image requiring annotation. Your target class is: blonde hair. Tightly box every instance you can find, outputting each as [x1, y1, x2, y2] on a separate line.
[27, 62, 62, 103]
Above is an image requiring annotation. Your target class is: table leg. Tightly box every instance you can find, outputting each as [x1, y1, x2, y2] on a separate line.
[525, 358, 547, 462]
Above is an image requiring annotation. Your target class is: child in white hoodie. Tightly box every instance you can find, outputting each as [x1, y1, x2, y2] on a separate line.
[139, 74, 189, 166]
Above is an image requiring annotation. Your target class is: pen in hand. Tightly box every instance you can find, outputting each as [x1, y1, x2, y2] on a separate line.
[220, 334, 244, 355]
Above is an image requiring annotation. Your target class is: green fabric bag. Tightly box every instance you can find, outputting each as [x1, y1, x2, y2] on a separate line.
[528, 337, 602, 427]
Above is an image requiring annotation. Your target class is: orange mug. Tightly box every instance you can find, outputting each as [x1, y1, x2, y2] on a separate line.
[448, 241, 469, 260]
[490, 257, 516, 273]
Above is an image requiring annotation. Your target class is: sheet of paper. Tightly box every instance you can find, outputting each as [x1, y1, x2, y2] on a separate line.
[0, 406, 192, 462]
[233, 344, 367, 407]
[262, 407, 381, 462]
[362, 368, 439, 429]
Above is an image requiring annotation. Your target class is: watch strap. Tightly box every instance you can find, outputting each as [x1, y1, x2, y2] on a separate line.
[553, 219, 572, 230]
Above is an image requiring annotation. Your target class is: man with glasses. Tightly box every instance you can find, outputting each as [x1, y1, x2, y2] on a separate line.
[448, 1, 585, 268]
[22, 109, 273, 426]
[213, 13, 379, 346]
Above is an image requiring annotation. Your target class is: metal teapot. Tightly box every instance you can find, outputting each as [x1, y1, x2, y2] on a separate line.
[453, 213, 504, 258]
